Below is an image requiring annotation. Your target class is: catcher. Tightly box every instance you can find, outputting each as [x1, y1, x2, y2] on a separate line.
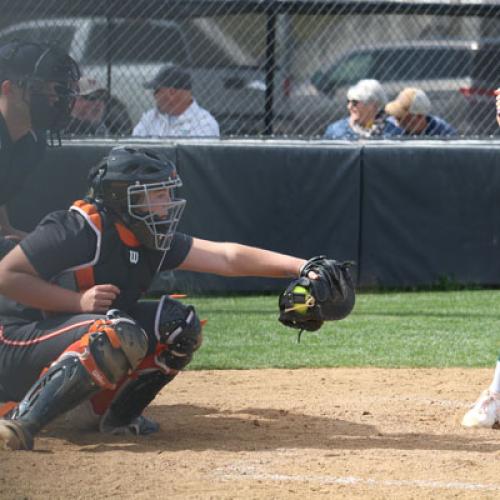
[0, 146, 355, 450]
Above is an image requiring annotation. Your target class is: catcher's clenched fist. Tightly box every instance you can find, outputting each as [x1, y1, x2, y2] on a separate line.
[278, 256, 355, 335]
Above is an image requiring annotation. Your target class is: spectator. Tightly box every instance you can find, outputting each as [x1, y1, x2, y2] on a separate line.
[66, 77, 132, 136]
[133, 66, 219, 137]
[324, 79, 402, 139]
[385, 87, 457, 137]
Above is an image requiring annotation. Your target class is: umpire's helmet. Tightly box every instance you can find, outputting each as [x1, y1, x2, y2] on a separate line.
[0, 40, 80, 130]
[88, 147, 186, 251]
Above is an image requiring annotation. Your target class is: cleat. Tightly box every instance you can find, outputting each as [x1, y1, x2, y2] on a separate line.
[100, 414, 160, 436]
[0, 420, 34, 450]
[462, 390, 500, 428]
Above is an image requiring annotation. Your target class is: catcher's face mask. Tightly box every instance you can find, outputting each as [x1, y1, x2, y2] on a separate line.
[127, 180, 186, 251]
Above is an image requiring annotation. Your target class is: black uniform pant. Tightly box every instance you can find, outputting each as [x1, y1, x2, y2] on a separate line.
[0, 301, 161, 402]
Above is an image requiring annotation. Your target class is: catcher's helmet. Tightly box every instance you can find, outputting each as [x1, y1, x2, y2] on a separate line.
[0, 40, 80, 130]
[88, 147, 186, 251]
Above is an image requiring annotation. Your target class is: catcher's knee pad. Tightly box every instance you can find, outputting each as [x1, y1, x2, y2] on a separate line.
[68, 312, 149, 390]
[155, 295, 202, 371]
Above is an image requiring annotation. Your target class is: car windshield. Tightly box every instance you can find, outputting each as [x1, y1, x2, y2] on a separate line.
[313, 46, 473, 94]
[0, 25, 75, 53]
[82, 21, 189, 65]
[471, 45, 500, 86]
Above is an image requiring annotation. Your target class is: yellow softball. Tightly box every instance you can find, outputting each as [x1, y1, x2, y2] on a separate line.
[292, 285, 312, 314]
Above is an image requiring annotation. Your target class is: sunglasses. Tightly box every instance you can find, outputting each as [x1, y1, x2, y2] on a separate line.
[347, 99, 361, 106]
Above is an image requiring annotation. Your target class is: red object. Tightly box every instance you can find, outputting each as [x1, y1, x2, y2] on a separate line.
[459, 87, 496, 97]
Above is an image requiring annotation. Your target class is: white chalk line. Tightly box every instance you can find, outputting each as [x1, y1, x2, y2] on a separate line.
[215, 465, 500, 492]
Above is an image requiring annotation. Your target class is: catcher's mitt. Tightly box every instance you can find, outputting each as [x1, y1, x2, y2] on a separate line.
[279, 256, 355, 337]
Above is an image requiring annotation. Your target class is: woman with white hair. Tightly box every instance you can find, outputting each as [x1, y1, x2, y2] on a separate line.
[324, 79, 402, 139]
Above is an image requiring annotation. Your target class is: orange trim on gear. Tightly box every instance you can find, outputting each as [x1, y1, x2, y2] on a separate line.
[88, 320, 122, 349]
[72, 200, 103, 291]
[75, 266, 95, 292]
[0, 320, 96, 347]
[73, 200, 102, 232]
[0, 401, 17, 418]
[64, 335, 116, 390]
[114, 222, 140, 247]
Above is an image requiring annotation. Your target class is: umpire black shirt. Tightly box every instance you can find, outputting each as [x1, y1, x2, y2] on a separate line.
[0, 113, 46, 206]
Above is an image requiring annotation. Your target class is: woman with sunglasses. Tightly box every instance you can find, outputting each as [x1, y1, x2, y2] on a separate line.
[324, 79, 402, 140]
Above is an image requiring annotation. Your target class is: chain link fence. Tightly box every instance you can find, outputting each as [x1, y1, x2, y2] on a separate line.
[2, 0, 500, 138]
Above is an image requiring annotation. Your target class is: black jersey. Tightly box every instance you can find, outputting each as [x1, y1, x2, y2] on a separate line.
[0, 113, 46, 206]
[0, 201, 192, 322]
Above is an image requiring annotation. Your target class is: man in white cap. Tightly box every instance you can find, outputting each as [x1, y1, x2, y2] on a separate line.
[66, 77, 132, 136]
[324, 79, 402, 139]
[133, 66, 219, 137]
[67, 77, 108, 136]
[385, 87, 456, 136]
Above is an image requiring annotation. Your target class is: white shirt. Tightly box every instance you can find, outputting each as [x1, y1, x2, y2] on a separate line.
[132, 100, 220, 137]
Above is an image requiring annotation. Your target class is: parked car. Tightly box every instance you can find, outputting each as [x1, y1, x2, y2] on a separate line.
[0, 17, 296, 136]
[310, 40, 478, 135]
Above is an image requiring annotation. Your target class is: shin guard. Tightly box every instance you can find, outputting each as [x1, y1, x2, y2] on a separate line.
[99, 353, 177, 432]
[6, 315, 148, 449]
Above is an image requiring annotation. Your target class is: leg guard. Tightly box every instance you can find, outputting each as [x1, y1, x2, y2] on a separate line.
[2, 314, 148, 450]
[100, 368, 175, 434]
[69, 301, 202, 436]
[66, 354, 177, 433]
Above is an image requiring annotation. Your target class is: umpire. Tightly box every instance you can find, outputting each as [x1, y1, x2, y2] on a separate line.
[0, 41, 80, 254]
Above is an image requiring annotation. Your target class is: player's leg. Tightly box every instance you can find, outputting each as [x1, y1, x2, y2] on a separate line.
[92, 296, 202, 435]
[0, 314, 105, 403]
[0, 311, 148, 450]
[462, 353, 500, 428]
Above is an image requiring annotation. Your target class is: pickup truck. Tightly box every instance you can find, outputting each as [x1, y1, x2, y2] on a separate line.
[0, 17, 288, 135]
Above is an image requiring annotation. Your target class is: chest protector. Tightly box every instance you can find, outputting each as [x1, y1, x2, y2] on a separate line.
[67, 200, 155, 312]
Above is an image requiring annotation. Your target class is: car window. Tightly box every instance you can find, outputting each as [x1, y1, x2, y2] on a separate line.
[182, 20, 256, 68]
[314, 45, 473, 93]
[329, 53, 373, 84]
[82, 21, 189, 65]
[471, 45, 500, 86]
[0, 25, 74, 52]
[431, 48, 472, 78]
[370, 50, 411, 80]
[371, 47, 472, 80]
[405, 48, 472, 79]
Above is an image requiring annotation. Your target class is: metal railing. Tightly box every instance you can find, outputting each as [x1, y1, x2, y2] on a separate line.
[1, 0, 500, 138]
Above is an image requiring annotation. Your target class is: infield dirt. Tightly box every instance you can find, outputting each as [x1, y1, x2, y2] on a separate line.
[1, 368, 500, 499]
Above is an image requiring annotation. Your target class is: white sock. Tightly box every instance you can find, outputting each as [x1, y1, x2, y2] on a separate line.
[488, 358, 500, 394]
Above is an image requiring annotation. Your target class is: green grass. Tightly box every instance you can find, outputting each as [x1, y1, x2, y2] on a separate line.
[180, 290, 500, 370]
